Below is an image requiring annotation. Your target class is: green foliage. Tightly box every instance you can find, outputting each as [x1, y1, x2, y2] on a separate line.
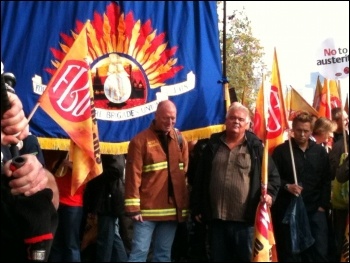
[220, 6, 266, 111]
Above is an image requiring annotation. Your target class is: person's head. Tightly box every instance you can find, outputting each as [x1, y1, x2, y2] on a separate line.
[331, 107, 349, 133]
[292, 111, 313, 147]
[154, 100, 177, 133]
[311, 114, 318, 128]
[225, 102, 250, 136]
[312, 117, 335, 145]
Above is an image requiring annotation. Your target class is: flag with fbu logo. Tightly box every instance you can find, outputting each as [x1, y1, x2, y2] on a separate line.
[39, 21, 103, 194]
[1, 1, 224, 154]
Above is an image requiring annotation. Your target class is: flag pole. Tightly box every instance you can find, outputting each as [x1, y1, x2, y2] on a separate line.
[27, 102, 40, 123]
[288, 131, 298, 186]
[223, 1, 227, 79]
[222, 1, 231, 113]
[286, 85, 292, 121]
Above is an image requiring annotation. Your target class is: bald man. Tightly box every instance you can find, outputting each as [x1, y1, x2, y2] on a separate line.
[124, 100, 189, 262]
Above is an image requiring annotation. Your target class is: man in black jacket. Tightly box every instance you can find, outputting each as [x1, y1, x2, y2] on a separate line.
[271, 111, 331, 262]
[84, 154, 128, 262]
[190, 102, 280, 262]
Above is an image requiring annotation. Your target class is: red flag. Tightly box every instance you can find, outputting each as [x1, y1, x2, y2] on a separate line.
[252, 140, 278, 262]
[39, 20, 103, 194]
[312, 75, 323, 111]
[253, 80, 266, 141]
[266, 48, 288, 154]
[286, 87, 319, 120]
[318, 78, 341, 118]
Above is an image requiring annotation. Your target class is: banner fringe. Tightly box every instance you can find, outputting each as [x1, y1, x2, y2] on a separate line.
[37, 125, 225, 154]
[182, 125, 225, 141]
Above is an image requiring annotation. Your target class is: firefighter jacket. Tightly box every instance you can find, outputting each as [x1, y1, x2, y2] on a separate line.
[124, 122, 189, 222]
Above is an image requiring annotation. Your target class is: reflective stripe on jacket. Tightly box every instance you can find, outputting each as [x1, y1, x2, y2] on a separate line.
[124, 123, 189, 222]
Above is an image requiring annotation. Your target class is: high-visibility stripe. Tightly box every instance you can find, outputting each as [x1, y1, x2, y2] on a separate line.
[140, 208, 189, 217]
[179, 163, 184, 170]
[141, 208, 177, 217]
[125, 198, 140, 206]
[182, 209, 189, 217]
[143, 162, 167, 172]
[142, 162, 185, 172]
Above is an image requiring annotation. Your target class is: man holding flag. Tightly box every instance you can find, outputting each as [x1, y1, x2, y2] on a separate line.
[271, 111, 331, 262]
[22, 20, 102, 261]
[1, 71, 59, 262]
[191, 102, 280, 262]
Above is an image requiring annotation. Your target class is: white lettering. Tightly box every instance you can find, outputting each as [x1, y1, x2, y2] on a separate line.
[96, 100, 160, 121]
[267, 89, 282, 133]
[54, 65, 90, 117]
[34, 84, 46, 94]
[161, 71, 195, 96]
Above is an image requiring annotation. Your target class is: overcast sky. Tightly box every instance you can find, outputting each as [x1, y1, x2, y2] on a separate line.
[223, 1, 349, 104]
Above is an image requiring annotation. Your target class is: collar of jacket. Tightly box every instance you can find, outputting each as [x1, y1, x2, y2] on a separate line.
[290, 137, 316, 150]
[149, 121, 176, 141]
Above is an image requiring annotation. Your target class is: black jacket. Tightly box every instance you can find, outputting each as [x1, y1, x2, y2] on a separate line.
[271, 138, 331, 219]
[84, 154, 126, 218]
[190, 130, 280, 225]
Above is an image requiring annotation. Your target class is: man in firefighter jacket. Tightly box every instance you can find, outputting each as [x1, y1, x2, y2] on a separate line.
[124, 100, 189, 262]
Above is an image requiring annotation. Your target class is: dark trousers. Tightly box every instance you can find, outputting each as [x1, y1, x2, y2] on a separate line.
[209, 219, 253, 262]
[171, 221, 189, 261]
[187, 220, 209, 261]
[49, 204, 83, 262]
[332, 209, 348, 261]
[274, 210, 329, 262]
[95, 215, 128, 262]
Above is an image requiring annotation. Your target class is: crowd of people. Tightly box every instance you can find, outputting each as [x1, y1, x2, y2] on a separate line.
[1, 66, 349, 262]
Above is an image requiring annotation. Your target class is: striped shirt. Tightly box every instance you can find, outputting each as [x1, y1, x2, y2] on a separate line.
[209, 135, 251, 221]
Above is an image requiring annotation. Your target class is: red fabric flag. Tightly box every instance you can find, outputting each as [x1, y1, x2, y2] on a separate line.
[39, 20, 103, 194]
[252, 140, 278, 262]
[252, 50, 286, 261]
[266, 48, 288, 154]
[318, 78, 341, 119]
[328, 79, 341, 108]
[253, 80, 266, 141]
[286, 87, 319, 120]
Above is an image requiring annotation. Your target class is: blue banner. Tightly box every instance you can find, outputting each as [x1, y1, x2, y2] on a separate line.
[1, 1, 225, 153]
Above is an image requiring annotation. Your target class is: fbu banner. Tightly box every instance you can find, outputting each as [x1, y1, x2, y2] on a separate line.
[1, 1, 225, 154]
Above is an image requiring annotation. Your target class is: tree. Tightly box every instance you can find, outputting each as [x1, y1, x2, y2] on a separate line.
[219, 3, 266, 111]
